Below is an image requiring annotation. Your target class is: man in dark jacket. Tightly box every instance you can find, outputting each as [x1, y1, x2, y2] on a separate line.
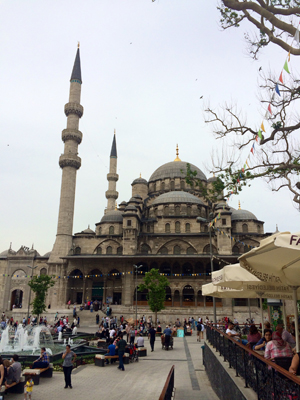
[115, 333, 127, 371]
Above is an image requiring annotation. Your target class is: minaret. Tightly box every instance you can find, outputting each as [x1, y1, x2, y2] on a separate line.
[49, 45, 83, 263]
[105, 131, 119, 211]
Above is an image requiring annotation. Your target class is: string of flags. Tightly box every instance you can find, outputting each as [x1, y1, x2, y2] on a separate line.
[224, 26, 300, 201]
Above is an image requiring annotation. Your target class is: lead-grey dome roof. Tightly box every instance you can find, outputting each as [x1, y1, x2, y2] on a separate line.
[0, 248, 16, 256]
[231, 209, 257, 221]
[149, 161, 207, 183]
[101, 210, 123, 223]
[152, 191, 204, 206]
[132, 177, 147, 185]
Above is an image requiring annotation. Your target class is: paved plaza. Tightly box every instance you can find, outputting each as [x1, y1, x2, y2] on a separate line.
[5, 327, 219, 400]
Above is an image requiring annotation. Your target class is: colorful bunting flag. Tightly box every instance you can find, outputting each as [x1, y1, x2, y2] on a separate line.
[279, 71, 283, 84]
[283, 60, 290, 74]
[257, 129, 263, 140]
[275, 83, 281, 96]
[268, 104, 272, 114]
[261, 122, 265, 132]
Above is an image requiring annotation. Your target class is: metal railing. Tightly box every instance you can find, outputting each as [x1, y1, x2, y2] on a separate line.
[206, 324, 300, 400]
[159, 365, 175, 400]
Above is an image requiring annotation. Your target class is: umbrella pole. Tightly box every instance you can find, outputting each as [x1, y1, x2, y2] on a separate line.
[257, 292, 264, 327]
[248, 298, 252, 321]
[291, 286, 299, 352]
[282, 300, 287, 330]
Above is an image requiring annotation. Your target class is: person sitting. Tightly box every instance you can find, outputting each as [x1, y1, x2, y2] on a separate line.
[5, 354, 21, 389]
[264, 331, 293, 361]
[247, 324, 262, 347]
[156, 325, 162, 333]
[254, 329, 272, 351]
[31, 347, 49, 369]
[104, 339, 116, 364]
[136, 334, 144, 348]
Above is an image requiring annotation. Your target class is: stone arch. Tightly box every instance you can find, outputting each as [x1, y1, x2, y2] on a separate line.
[242, 223, 248, 233]
[194, 262, 204, 275]
[185, 223, 191, 233]
[87, 269, 104, 302]
[133, 287, 148, 305]
[108, 268, 122, 280]
[40, 268, 47, 276]
[175, 205, 180, 216]
[165, 223, 170, 233]
[164, 205, 169, 216]
[197, 290, 205, 306]
[67, 269, 84, 304]
[182, 262, 193, 275]
[106, 246, 113, 255]
[150, 262, 158, 270]
[165, 286, 172, 306]
[158, 246, 168, 255]
[174, 245, 181, 255]
[186, 246, 196, 255]
[173, 289, 180, 306]
[93, 239, 121, 254]
[175, 221, 181, 233]
[187, 206, 192, 216]
[11, 269, 26, 278]
[232, 245, 240, 254]
[74, 246, 81, 255]
[117, 246, 123, 255]
[140, 243, 151, 254]
[203, 244, 217, 254]
[10, 288, 23, 310]
[182, 285, 194, 305]
[160, 262, 171, 275]
[173, 262, 181, 275]
[109, 226, 114, 235]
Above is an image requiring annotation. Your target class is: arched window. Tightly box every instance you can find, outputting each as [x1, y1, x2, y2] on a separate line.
[175, 206, 180, 216]
[109, 226, 114, 235]
[147, 224, 150, 233]
[174, 245, 181, 255]
[97, 247, 102, 254]
[187, 206, 191, 216]
[170, 181, 175, 191]
[98, 226, 102, 235]
[257, 224, 261, 233]
[180, 180, 185, 190]
[159, 246, 168, 255]
[185, 223, 190, 233]
[153, 182, 156, 192]
[165, 223, 170, 233]
[242, 223, 248, 233]
[187, 247, 196, 254]
[175, 221, 181, 233]
[161, 182, 165, 191]
[203, 244, 217, 254]
[117, 246, 122, 255]
[164, 206, 169, 216]
[40, 268, 47, 276]
[232, 245, 240, 254]
[141, 244, 151, 254]
[183, 263, 193, 275]
[106, 246, 112, 255]
[74, 246, 81, 255]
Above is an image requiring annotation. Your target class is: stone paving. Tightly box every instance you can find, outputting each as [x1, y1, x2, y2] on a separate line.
[5, 327, 219, 400]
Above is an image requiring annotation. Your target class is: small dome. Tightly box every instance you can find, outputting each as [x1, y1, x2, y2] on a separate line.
[120, 201, 127, 205]
[231, 208, 257, 221]
[215, 202, 230, 211]
[82, 227, 95, 234]
[152, 191, 204, 206]
[149, 161, 207, 183]
[132, 177, 147, 186]
[129, 197, 140, 203]
[43, 251, 52, 257]
[124, 205, 137, 211]
[134, 194, 142, 200]
[208, 176, 218, 182]
[0, 248, 16, 256]
[101, 210, 123, 223]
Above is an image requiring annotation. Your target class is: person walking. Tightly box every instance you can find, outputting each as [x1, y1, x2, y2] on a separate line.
[130, 325, 135, 345]
[24, 374, 34, 400]
[115, 333, 127, 371]
[62, 345, 77, 389]
[148, 326, 156, 352]
[163, 325, 172, 350]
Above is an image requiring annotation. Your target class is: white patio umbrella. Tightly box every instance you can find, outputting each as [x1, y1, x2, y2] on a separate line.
[212, 264, 294, 326]
[239, 231, 300, 351]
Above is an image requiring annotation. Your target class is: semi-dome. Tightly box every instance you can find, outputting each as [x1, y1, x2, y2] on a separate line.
[43, 251, 52, 257]
[129, 197, 140, 203]
[152, 191, 204, 206]
[101, 210, 123, 223]
[0, 248, 16, 256]
[149, 161, 207, 183]
[231, 208, 257, 221]
[132, 177, 147, 186]
[82, 227, 95, 234]
[124, 205, 137, 211]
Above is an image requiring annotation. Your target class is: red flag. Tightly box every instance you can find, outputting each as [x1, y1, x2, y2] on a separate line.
[279, 72, 283, 84]
[255, 135, 259, 142]
[268, 104, 272, 114]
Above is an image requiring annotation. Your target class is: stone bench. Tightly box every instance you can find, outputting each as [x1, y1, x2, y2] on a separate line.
[22, 368, 41, 385]
[1, 376, 25, 394]
[137, 347, 147, 357]
[95, 353, 129, 367]
[32, 363, 53, 378]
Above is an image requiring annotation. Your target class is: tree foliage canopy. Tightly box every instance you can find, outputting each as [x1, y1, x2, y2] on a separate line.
[138, 268, 169, 317]
[219, 1, 300, 58]
[28, 275, 55, 317]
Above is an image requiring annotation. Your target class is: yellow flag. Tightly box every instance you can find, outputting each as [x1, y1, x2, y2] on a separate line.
[246, 160, 249, 168]
[288, 50, 291, 62]
[261, 122, 266, 132]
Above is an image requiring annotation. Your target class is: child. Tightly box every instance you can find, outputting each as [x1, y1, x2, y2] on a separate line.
[24, 374, 34, 400]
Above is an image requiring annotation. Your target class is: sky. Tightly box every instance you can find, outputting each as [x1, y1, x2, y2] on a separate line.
[0, 0, 299, 255]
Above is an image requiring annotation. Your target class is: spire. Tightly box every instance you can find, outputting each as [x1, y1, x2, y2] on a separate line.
[174, 144, 181, 162]
[238, 201, 241, 210]
[70, 46, 82, 83]
[110, 130, 117, 157]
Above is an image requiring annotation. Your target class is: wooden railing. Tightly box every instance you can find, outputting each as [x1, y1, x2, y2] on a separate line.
[159, 365, 175, 400]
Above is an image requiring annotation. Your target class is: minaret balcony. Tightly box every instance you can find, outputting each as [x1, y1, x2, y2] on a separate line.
[59, 154, 81, 170]
[64, 102, 84, 118]
[107, 173, 119, 181]
[105, 190, 119, 199]
[62, 129, 82, 144]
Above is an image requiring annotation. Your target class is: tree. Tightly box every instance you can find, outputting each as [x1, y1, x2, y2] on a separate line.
[218, 1, 300, 59]
[138, 268, 169, 326]
[28, 275, 55, 319]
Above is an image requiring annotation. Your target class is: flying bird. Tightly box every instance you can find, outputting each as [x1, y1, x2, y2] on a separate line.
[259, 67, 262, 71]
[199, 96, 203, 99]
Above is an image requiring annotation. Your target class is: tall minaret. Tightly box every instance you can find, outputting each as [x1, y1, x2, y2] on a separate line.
[49, 45, 83, 263]
[105, 131, 119, 211]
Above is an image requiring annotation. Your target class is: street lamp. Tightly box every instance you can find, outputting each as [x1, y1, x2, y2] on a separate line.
[133, 264, 143, 330]
[27, 265, 38, 321]
[197, 216, 217, 324]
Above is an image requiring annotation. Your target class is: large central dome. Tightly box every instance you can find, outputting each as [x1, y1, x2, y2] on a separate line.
[149, 161, 207, 183]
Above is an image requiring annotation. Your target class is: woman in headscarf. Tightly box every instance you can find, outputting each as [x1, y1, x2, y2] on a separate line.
[264, 331, 293, 361]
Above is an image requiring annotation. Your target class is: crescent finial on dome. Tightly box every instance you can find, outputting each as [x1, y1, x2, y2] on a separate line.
[174, 144, 181, 162]
[238, 200, 241, 210]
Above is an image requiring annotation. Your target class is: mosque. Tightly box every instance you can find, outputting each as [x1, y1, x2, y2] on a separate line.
[0, 48, 270, 319]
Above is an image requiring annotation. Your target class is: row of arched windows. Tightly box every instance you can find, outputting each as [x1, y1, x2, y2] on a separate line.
[165, 222, 191, 233]
[75, 246, 123, 255]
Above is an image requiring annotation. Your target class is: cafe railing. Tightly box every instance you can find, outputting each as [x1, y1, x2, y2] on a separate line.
[206, 324, 300, 400]
[159, 365, 175, 400]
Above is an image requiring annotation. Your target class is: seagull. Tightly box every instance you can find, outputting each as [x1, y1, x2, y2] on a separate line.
[259, 67, 262, 71]
[130, 42, 132, 44]
[199, 96, 203, 99]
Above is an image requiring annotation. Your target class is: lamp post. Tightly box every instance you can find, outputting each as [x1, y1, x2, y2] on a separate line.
[133, 264, 143, 330]
[197, 216, 217, 324]
[27, 265, 38, 321]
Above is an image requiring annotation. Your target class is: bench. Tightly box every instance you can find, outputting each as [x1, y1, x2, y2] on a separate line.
[95, 353, 129, 367]
[22, 369, 40, 385]
[32, 363, 53, 378]
[137, 347, 147, 357]
[2, 376, 25, 394]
